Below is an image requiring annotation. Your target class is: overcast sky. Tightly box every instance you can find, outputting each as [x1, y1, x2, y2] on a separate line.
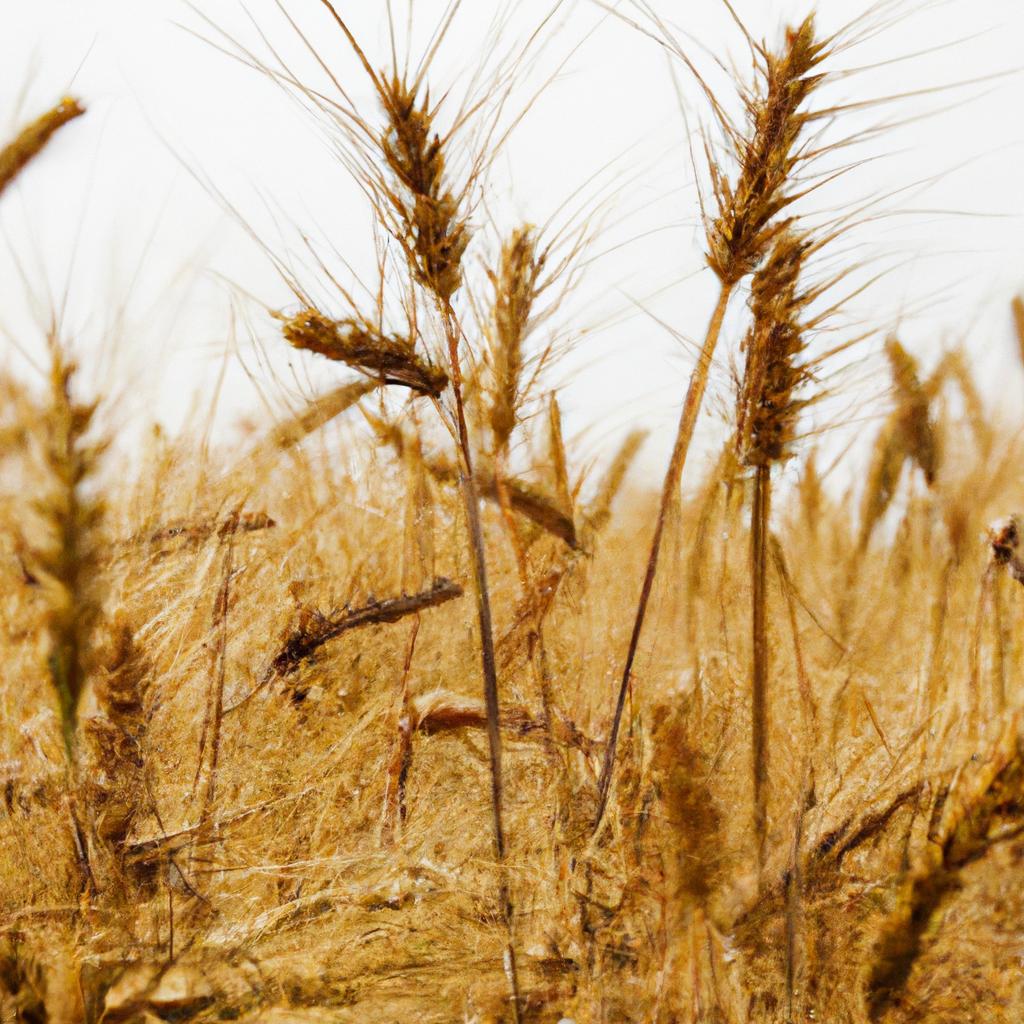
[2, 0, 1024, 477]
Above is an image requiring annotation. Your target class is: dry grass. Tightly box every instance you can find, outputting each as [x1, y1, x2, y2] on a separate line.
[6, 333, 1024, 1023]
[3, 6, 1024, 1024]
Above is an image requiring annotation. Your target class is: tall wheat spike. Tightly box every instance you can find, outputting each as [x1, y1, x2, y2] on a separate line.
[595, 13, 833, 830]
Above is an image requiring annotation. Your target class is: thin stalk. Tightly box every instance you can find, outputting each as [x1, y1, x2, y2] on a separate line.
[440, 308, 522, 1023]
[775, 543, 814, 1023]
[442, 312, 505, 857]
[593, 282, 733, 833]
[751, 463, 771, 879]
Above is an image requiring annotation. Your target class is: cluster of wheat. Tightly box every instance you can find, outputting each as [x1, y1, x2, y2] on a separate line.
[2, 4, 1024, 1024]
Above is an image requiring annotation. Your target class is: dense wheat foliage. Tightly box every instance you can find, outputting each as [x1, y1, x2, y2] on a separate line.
[3, 4, 1024, 1023]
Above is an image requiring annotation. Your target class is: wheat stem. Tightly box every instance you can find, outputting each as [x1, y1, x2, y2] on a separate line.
[751, 462, 771, 879]
[439, 307, 522, 1022]
[593, 282, 732, 832]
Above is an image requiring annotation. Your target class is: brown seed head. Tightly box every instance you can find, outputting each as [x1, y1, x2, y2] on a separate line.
[989, 516, 1024, 588]
[706, 16, 828, 284]
[488, 226, 543, 453]
[736, 230, 811, 467]
[379, 77, 470, 302]
[988, 516, 1020, 567]
[281, 308, 448, 398]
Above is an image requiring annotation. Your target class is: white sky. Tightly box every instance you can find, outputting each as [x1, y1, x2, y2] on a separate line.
[2, 1, 1023, 480]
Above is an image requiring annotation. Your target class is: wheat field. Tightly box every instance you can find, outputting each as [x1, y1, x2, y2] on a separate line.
[2, 3, 1024, 1023]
